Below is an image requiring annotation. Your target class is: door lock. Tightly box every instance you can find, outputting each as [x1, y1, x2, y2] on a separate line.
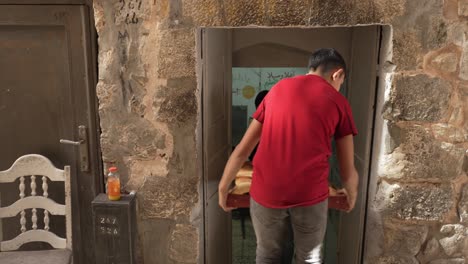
[60, 125, 90, 172]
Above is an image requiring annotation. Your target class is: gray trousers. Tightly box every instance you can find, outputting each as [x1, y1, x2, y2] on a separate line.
[250, 198, 328, 264]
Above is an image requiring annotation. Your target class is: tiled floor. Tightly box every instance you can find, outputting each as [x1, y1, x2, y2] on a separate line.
[232, 209, 256, 264]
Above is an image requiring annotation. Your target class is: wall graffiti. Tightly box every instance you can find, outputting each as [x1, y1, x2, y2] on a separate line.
[117, 0, 143, 24]
[118, 30, 129, 40]
[263, 71, 295, 90]
[231, 67, 308, 127]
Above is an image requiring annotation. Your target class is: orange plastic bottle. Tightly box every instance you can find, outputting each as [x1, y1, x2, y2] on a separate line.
[107, 167, 121, 201]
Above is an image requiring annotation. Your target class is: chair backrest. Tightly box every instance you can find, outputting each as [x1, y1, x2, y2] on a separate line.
[0, 154, 71, 251]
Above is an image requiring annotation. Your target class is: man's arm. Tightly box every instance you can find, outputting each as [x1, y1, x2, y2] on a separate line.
[336, 134, 359, 212]
[218, 119, 262, 212]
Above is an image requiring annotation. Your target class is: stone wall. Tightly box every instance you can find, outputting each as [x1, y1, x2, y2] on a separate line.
[92, 0, 468, 263]
[368, 0, 468, 263]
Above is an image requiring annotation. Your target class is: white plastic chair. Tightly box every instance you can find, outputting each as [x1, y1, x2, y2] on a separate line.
[0, 154, 72, 264]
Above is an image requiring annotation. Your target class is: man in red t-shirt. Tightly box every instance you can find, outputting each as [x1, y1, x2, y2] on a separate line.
[219, 48, 359, 263]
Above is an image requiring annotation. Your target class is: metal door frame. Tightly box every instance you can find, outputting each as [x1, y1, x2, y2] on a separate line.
[196, 25, 385, 264]
[196, 27, 233, 264]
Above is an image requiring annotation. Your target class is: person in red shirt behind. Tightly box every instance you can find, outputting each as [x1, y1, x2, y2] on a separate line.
[219, 48, 359, 263]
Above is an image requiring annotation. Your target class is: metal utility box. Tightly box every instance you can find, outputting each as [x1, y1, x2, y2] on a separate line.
[92, 193, 137, 264]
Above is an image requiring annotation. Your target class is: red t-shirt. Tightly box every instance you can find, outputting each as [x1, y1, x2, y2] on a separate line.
[250, 74, 358, 208]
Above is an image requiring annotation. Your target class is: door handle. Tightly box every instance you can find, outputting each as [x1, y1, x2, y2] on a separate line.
[59, 139, 83, 146]
[60, 125, 90, 172]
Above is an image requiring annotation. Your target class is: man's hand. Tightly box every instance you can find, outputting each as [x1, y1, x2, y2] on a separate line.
[217, 120, 262, 212]
[336, 135, 359, 213]
[218, 186, 236, 212]
[337, 188, 357, 213]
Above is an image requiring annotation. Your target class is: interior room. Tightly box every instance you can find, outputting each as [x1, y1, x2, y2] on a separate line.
[199, 26, 383, 263]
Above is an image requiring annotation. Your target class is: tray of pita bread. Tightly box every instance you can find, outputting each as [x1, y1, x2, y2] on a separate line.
[226, 161, 349, 211]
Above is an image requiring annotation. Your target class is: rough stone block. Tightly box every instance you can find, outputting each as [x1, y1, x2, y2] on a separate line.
[447, 21, 468, 47]
[163, 116, 198, 179]
[140, 218, 174, 263]
[459, 185, 468, 223]
[140, 175, 198, 219]
[392, 0, 447, 60]
[154, 78, 197, 124]
[375, 181, 454, 221]
[459, 41, 468, 81]
[169, 224, 199, 263]
[431, 124, 468, 144]
[449, 107, 465, 128]
[460, 83, 468, 129]
[444, 0, 460, 20]
[182, 0, 223, 26]
[424, 17, 448, 51]
[156, 28, 196, 79]
[306, 0, 353, 25]
[425, 237, 441, 255]
[265, 0, 309, 26]
[374, 255, 419, 264]
[101, 119, 166, 161]
[384, 121, 402, 154]
[461, 82, 468, 99]
[307, 0, 406, 26]
[439, 224, 468, 257]
[153, 0, 170, 21]
[399, 127, 465, 180]
[315, 0, 404, 25]
[93, 1, 106, 35]
[427, 51, 459, 73]
[374, 0, 406, 23]
[429, 259, 466, 264]
[351, 0, 381, 24]
[223, 0, 266, 26]
[459, 1, 468, 17]
[392, 31, 423, 71]
[390, 74, 451, 121]
[384, 221, 428, 255]
[381, 125, 465, 181]
[419, 237, 442, 262]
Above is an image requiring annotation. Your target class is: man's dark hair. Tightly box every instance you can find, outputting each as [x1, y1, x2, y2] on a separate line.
[307, 48, 347, 75]
[255, 90, 269, 108]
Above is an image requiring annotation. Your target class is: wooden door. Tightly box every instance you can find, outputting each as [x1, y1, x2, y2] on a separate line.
[337, 26, 381, 263]
[0, 4, 100, 264]
[200, 28, 232, 264]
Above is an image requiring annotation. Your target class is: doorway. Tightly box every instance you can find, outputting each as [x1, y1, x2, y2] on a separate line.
[0, 2, 100, 264]
[198, 26, 383, 263]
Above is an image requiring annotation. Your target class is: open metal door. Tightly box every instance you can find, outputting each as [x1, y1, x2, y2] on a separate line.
[337, 26, 381, 263]
[200, 28, 232, 264]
